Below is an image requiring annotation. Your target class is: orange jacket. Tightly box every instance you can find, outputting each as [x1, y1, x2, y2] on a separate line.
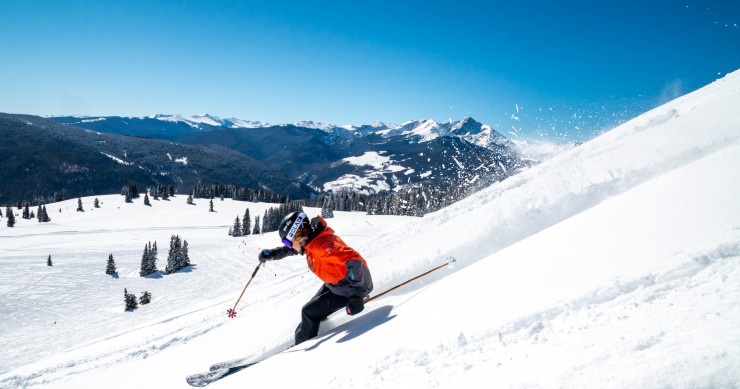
[267, 216, 373, 298]
[305, 217, 368, 284]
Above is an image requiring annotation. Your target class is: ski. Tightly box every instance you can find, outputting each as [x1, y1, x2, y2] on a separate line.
[186, 342, 294, 387]
[186, 363, 258, 387]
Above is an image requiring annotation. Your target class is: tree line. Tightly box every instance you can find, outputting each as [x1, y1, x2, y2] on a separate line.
[228, 202, 304, 237]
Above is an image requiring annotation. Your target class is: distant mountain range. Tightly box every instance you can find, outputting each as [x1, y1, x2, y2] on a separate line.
[1, 113, 527, 204]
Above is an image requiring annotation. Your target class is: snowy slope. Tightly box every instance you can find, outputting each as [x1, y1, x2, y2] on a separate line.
[2, 70, 740, 388]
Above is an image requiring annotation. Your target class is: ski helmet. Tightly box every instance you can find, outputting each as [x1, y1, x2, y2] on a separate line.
[278, 211, 309, 247]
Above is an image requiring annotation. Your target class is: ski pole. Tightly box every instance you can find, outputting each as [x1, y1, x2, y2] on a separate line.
[364, 257, 456, 304]
[227, 262, 263, 318]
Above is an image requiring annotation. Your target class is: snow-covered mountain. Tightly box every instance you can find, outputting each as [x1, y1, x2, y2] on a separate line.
[45, 115, 524, 197]
[373, 117, 512, 149]
[151, 114, 270, 129]
[53, 115, 510, 149]
[2, 70, 739, 388]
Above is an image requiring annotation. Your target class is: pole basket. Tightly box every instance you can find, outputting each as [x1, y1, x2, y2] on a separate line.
[227, 308, 237, 318]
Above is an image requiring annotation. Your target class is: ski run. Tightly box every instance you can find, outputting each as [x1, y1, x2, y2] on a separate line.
[2, 70, 740, 388]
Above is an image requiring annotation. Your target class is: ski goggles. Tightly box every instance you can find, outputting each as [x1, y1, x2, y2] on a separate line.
[282, 212, 306, 247]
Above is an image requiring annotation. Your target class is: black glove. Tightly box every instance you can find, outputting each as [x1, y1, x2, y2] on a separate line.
[258, 249, 273, 263]
[346, 297, 364, 315]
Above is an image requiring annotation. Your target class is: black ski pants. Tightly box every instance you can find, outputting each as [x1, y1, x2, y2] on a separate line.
[295, 284, 348, 345]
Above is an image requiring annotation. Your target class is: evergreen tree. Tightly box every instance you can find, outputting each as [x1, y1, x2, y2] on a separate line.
[140, 244, 152, 276]
[152, 241, 158, 258]
[22, 204, 30, 219]
[124, 288, 138, 312]
[263, 209, 272, 233]
[209, 199, 214, 212]
[228, 227, 233, 236]
[139, 291, 152, 305]
[144, 193, 151, 206]
[77, 198, 84, 212]
[321, 197, 335, 218]
[94, 198, 100, 208]
[47, 255, 52, 266]
[139, 241, 158, 276]
[53, 191, 65, 202]
[243, 209, 251, 236]
[181, 240, 190, 269]
[253, 216, 261, 235]
[106, 253, 117, 275]
[231, 216, 242, 237]
[187, 194, 193, 205]
[6, 207, 15, 227]
[165, 235, 185, 274]
[41, 206, 50, 222]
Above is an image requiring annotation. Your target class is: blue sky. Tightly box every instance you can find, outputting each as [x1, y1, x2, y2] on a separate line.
[1, 0, 738, 141]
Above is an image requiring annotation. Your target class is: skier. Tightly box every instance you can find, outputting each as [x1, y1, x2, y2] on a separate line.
[258, 211, 373, 345]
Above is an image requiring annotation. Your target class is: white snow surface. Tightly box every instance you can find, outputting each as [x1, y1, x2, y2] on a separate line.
[2, 70, 740, 388]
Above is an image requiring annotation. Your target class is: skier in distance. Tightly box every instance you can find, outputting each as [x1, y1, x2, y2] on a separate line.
[258, 211, 373, 345]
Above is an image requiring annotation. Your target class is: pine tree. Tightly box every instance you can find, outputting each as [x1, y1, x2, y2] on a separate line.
[166, 235, 183, 274]
[243, 209, 251, 236]
[94, 198, 100, 208]
[106, 253, 117, 275]
[124, 288, 138, 312]
[232, 216, 241, 237]
[6, 207, 15, 227]
[209, 199, 214, 212]
[140, 244, 151, 276]
[22, 204, 30, 219]
[321, 197, 335, 218]
[152, 241, 158, 258]
[77, 198, 84, 212]
[187, 194, 193, 205]
[253, 216, 261, 235]
[41, 206, 50, 222]
[144, 193, 151, 206]
[47, 255, 52, 266]
[139, 291, 151, 305]
[181, 240, 190, 269]
[139, 242, 158, 276]
[263, 209, 271, 233]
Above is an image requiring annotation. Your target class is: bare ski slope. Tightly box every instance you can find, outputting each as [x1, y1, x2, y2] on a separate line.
[1, 70, 739, 388]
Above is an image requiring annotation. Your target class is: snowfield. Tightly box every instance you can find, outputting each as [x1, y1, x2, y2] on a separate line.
[2, 69, 740, 388]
